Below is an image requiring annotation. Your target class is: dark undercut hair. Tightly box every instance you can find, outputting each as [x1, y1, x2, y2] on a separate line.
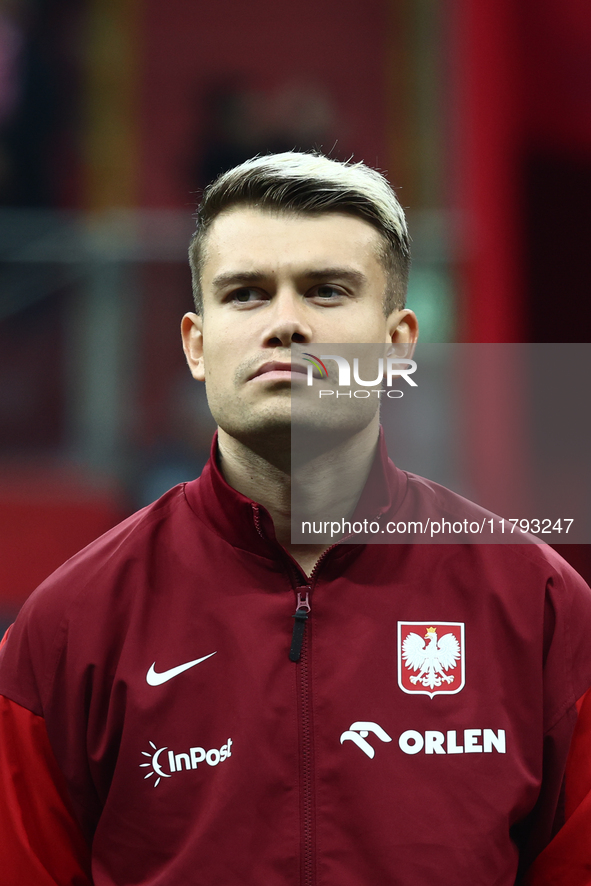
[188, 152, 411, 315]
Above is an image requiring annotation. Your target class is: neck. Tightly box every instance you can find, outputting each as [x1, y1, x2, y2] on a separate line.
[216, 419, 379, 575]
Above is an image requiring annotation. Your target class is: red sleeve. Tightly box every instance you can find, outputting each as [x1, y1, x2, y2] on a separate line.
[524, 688, 591, 885]
[0, 694, 93, 886]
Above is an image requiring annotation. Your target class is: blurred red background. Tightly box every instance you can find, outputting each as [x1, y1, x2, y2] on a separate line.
[1, 0, 590, 628]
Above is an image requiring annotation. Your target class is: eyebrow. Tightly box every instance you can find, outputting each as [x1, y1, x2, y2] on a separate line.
[210, 268, 368, 291]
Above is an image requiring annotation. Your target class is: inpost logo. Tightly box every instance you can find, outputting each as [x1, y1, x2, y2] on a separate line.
[302, 353, 417, 399]
[140, 738, 233, 787]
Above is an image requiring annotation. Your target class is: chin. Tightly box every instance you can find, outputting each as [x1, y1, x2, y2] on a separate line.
[218, 408, 292, 447]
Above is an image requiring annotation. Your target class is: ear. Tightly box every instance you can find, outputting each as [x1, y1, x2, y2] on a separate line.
[385, 309, 418, 361]
[181, 312, 205, 381]
[386, 308, 419, 345]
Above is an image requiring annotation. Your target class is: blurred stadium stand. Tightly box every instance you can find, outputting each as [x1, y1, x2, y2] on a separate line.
[0, 0, 590, 624]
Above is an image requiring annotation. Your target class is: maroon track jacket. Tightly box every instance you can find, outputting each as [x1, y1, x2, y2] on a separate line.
[0, 435, 591, 885]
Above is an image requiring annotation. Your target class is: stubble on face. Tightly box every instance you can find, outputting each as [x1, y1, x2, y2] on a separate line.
[192, 207, 412, 458]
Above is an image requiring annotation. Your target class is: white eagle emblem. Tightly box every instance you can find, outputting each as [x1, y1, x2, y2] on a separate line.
[398, 623, 464, 697]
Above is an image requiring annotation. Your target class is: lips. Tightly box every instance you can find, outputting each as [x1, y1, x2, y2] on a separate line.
[250, 361, 308, 380]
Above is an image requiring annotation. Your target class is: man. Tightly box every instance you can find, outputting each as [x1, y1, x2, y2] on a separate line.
[0, 152, 590, 885]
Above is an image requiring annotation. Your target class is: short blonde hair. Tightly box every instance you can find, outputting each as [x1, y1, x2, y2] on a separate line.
[189, 151, 411, 314]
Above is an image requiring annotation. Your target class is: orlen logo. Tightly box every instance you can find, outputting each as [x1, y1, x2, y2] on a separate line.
[339, 721, 393, 759]
[140, 738, 233, 787]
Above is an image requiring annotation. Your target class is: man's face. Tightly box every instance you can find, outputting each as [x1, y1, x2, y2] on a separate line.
[181, 207, 417, 447]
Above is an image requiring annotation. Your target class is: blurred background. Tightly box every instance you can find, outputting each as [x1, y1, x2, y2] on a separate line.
[1, 0, 591, 628]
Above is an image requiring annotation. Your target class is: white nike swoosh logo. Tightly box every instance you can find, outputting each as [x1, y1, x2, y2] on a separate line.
[146, 652, 217, 686]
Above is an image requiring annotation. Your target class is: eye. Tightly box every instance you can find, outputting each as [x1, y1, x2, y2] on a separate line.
[311, 284, 346, 302]
[228, 288, 265, 305]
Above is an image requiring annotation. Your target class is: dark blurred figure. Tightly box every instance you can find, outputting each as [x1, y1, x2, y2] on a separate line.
[196, 77, 336, 186]
[0, 0, 81, 207]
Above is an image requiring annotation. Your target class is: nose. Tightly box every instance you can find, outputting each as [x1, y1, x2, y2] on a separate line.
[261, 288, 312, 347]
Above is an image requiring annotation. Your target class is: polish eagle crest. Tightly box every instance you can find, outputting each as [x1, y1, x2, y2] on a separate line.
[400, 624, 463, 696]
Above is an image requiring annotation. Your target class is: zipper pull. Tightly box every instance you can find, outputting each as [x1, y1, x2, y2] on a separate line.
[289, 588, 311, 662]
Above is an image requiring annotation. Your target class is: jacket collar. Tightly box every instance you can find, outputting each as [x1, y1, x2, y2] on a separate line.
[184, 430, 407, 558]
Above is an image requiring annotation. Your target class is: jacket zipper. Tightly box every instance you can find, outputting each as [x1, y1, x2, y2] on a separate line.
[251, 502, 378, 884]
[288, 546, 335, 662]
[285, 574, 316, 885]
[251, 503, 338, 886]
[290, 588, 311, 662]
[298, 609, 314, 886]
[289, 550, 335, 886]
